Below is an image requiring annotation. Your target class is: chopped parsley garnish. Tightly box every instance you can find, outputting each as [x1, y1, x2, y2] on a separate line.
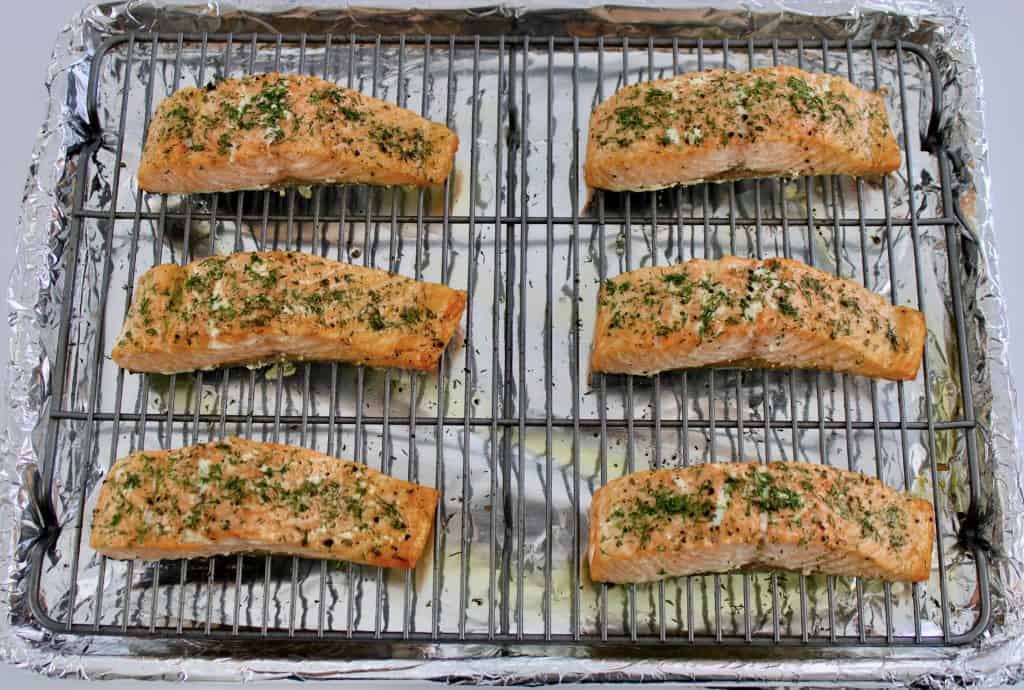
[211, 77, 294, 146]
[597, 69, 860, 152]
[339, 105, 363, 121]
[140, 250, 439, 344]
[604, 463, 915, 562]
[252, 79, 292, 143]
[786, 76, 826, 117]
[369, 125, 434, 163]
[645, 87, 674, 107]
[615, 106, 649, 132]
[309, 87, 364, 122]
[839, 294, 862, 314]
[830, 317, 852, 339]
[162, 102, 195, 141]
[698, 279, 732, 339]
[885, 505, 907, 550]
[99, 440, 417, 558]
[609, 481, 714, 547]
[217, 132, 233, 154]
[362, 305, 389, 331]
[800, 275, 826, 297]
[605, 279, 631, 295]
[777, 295, 799, 319]
[741, 469, 803, 512]
[886, 323, 900, 350]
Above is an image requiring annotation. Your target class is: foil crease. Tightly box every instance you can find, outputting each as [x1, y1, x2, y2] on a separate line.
[1, 0, 1021, 685]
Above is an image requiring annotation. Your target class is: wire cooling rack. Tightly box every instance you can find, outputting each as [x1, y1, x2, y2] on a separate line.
[25, 32, 989, 650]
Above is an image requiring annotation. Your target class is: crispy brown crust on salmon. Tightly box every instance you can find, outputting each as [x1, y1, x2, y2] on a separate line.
[138, 73, 458, 193]
[90, 437, 439, 568]
[588, 462, 934, 584]
[590, 256, 924, 381]
[585, 66, 900, 191]
[111, 251, 467, 374]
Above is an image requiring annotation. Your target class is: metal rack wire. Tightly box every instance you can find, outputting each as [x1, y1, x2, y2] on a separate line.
[25, 32, 989, 650]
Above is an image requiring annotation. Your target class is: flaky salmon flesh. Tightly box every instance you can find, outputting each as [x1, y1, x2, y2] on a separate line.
[585, 66, 900, 191]
[588, 462, 934, 584]
[91, 437, 439, 568]
[111, 251, 467, 374]
[590, 256, 925, 381]
[137, 73, 459, 193]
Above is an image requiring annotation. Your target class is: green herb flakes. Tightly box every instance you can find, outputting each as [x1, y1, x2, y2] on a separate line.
[742, 469, 803, 513]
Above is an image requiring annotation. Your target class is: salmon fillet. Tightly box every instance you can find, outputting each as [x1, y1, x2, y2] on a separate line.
[590, 256, 924, 381]
[588, 462, 934, 584]
[111, 251, 467, 374]
[90, 437, 439, 568]
[137, 73, 458, 193]
[585, 66, 900, 191]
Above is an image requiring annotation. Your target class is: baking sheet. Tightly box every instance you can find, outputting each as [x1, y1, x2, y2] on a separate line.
[1, 1, 1021, 685]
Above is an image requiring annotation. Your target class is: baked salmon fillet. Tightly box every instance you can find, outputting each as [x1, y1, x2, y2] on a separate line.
[590, 256, 924, 381]
[588, 462, 934, 584]
[584, 66, 900, 191]
[91, 437, 439, 567]
[111, 251, 467, 374]
[137, 73, 458, 193]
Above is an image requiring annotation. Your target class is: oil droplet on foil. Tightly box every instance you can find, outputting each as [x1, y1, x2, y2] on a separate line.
[427, 168, 464, 216]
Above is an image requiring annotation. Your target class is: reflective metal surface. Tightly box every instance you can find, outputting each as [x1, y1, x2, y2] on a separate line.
[2, 1, 1020, 685]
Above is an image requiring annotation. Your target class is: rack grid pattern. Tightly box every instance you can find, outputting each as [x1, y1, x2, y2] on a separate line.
[26, 32, 989, 649]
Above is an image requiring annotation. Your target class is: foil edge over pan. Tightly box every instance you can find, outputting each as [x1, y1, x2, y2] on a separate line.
[1, 1, 1021, 685]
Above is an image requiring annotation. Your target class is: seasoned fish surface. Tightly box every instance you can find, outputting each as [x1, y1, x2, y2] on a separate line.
[138, 73, 459, 193]
[588, 462, 934, 584]
[585, 66, 900, 191]
[590, 256, 924, 381]
[112, 251, 467, 374]
[91, 437, 439, 568]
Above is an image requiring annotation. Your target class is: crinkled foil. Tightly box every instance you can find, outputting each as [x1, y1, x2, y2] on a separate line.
[1, 0, 1021, 685]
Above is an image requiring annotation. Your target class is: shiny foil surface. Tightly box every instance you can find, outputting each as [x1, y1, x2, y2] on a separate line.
[1, 1, 1021, 685]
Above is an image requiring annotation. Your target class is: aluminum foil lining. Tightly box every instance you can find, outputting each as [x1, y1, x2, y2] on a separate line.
[1, 0, 1021, 685]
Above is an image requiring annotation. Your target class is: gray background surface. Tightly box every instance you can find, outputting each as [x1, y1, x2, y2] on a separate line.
[0, 1, 1020, 687]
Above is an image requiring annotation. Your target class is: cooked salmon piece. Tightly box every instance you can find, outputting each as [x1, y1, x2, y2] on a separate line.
[90, 437, 439, 568]
[590, 256, 924, 381]
[111, 251, 467, 374]
[137, 73, 458, 193]
[584, 66, 900, 191]
[588, 462, 934, 584]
